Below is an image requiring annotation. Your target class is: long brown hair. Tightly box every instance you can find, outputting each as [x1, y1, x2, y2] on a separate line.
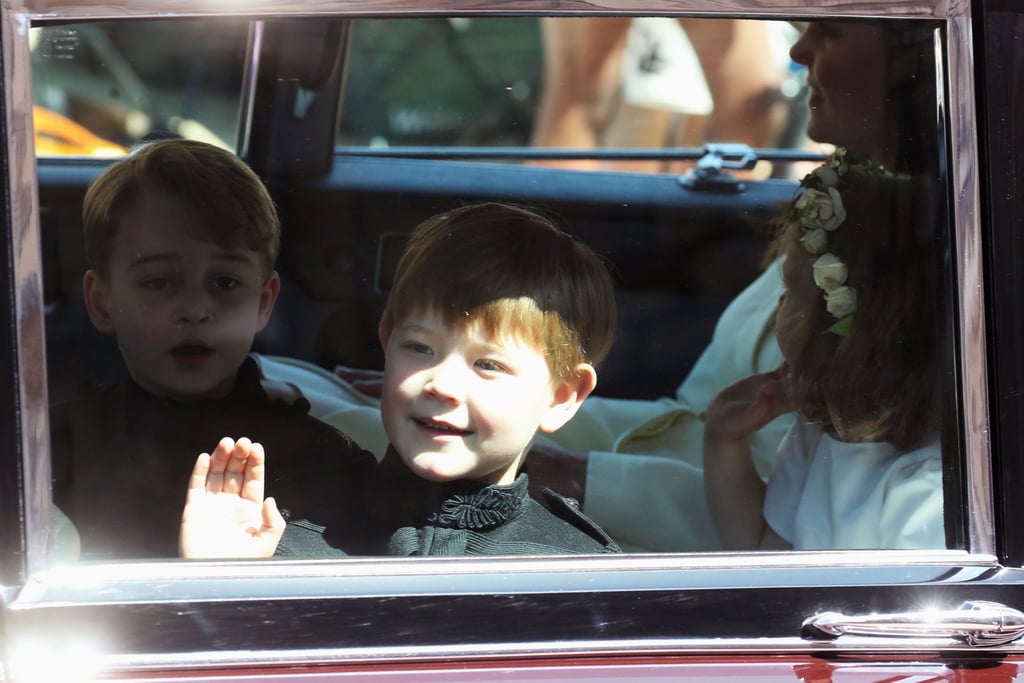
[778, 173, 940, 451]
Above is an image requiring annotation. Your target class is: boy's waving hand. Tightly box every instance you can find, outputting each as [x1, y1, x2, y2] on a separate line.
[180, 437, 286, 558]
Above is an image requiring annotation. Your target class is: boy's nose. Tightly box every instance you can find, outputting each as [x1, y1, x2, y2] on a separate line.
[423, 360, 465, 405]
[175, 291, 214, 325]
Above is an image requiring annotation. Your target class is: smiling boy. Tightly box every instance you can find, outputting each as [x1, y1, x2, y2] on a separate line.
[181, 203, 621, 557]
[51, 139, 374, 561]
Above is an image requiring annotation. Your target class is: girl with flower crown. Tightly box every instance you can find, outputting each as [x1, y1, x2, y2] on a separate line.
[702, 152, 944, 550]
[522, 19, 946, 551]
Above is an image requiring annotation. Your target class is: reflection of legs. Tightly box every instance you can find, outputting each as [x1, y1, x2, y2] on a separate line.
[532, 17, 788, 172]
[678, 19, 786, 148]
[531, 17, 630, 169]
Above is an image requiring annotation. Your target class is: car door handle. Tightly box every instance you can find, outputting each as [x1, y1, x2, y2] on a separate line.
[802, 600, 1024, 647]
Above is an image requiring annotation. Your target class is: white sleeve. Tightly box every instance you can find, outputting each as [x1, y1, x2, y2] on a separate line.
[676, 261, 786, 411]
[584, 450, 721, 553]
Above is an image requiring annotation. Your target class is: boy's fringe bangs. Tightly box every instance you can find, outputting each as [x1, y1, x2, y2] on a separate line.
[390, 294, 584, 380]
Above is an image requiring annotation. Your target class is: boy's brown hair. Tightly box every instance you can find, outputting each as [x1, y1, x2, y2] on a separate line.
[779, 173, 941, 451]
[82, 139, 280, 279]
[381, 202, 617, 379]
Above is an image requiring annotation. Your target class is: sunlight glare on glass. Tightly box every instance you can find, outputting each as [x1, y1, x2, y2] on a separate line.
[9, 635, 105, 683]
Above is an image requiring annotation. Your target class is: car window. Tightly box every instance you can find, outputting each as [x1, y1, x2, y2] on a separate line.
[338, 17, 542, 149]
[338, 17, 807, 177]
[30, 19, 250, 155]
[30, 13, 960, 563]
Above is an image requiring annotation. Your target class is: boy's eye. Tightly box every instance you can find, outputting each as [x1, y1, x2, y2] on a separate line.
[401, 341, 433, 356]
[211, 275, 242, 290]
[140, 277, 174, 291]
[475, 358, 509, 374]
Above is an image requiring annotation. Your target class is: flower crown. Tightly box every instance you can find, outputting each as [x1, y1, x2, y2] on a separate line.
[784, 148, 889, 336]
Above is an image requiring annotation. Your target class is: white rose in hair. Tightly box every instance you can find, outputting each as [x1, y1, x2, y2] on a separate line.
[800, 228, 828, 255]
[825, 286, 857, 319]
[813, 253, 848, 291]
[795, 187, 846, 231]
[811, 165, 840, 188]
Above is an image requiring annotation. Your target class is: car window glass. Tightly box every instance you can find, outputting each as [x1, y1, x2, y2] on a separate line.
[34, 15, 960, 566]
[30, 20, 250, 155]
[338, 17, 541, 149]
[338, 17, 805, 176]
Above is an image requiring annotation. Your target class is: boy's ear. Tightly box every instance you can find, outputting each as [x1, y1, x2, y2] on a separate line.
[378, 318, 390, 349]
[538, 363, 597, 434]
[82, 270, 116, 335]
[254, 271, 281, 331]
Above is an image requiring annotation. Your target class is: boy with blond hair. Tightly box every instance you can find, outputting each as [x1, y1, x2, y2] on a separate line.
[51, 139, 373, 561]
[181, 202, 621, 556]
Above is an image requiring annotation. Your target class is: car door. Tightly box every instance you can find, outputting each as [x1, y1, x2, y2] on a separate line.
[4, 0, 1024, 681]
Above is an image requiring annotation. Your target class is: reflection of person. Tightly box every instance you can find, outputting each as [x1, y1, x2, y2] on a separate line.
[182, 203, 621, 558]
[50, 139, 373, 560]
[704, 151, 943, 550]
[255, 20, 942, 553]
[529, 17, 789, 172]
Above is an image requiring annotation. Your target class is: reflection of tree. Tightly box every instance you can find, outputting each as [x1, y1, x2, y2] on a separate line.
[338, 18, 541, 147]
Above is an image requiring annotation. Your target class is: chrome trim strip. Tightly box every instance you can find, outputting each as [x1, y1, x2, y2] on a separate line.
[236, 20, 265, 157]
[30, 637, 1024, 676]
[943, 3, 990, 555]
[4, 0, 51, 581]
[8, 552, 991, 606]
[14, 0, 950, 21]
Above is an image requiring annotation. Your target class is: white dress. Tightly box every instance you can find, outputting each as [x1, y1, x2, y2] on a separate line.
[763, 421, 945, 550]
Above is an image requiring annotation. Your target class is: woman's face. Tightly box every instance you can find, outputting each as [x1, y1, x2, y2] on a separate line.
[789, 22, 890, 159]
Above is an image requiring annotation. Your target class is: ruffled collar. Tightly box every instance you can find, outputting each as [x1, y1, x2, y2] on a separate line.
[429, 474, 528, 531]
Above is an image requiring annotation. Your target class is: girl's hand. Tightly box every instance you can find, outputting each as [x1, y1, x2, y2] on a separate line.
[705, 367, 793, 442]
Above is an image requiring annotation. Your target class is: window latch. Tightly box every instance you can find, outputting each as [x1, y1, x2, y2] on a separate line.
[802, 600, 1024, 647]
[678, 143, 757, 193]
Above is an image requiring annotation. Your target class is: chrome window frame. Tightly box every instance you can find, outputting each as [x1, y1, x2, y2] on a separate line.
[0, 0, 990, 670]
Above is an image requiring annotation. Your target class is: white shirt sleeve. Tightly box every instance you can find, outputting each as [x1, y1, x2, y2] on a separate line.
[576, 261, 791, 551]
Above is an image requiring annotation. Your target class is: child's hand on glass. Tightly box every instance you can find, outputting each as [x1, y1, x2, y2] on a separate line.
[179, 437, 286, 559]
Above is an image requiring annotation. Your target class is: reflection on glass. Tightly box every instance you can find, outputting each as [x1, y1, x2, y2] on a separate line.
[30, 20, 249, 155]
[35, 16, 953, 564]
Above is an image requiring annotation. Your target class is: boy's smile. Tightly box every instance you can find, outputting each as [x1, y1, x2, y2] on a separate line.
[413, 416, 472, 437]
[380, 307, 571, 486]
[83, 192, 279, 402]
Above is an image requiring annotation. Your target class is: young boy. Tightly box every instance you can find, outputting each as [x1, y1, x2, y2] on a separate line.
[50, 139, 374, 561]
[180, 202, 621, 557]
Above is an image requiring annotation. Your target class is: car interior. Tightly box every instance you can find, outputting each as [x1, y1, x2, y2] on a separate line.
[30, 13, 959, 557]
